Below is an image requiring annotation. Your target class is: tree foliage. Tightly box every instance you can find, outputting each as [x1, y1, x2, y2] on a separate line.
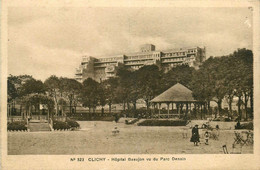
[81, 78, 100, 113]
[191, 48, 253, 119]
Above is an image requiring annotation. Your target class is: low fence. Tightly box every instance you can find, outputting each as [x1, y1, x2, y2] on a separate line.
[31, 115, 48, 121]
[52, 116, 66, 122]
[74, 110, 121, 114]
[152, 114, 181, 119]
[8, 116, 24, 123]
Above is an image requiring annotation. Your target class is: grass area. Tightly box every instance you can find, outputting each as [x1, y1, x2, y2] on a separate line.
[8, 121, 253, 155]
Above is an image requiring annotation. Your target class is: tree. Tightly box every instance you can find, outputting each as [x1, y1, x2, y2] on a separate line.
[81, 78, 100, 114]
[98, 84, 106, 115]
[232, 48, 253, 120]
[128, 71, 139, 110]
[7, 78, 18, 117]
[192, 57, 226, 117]
[44, 75, 61, 116]
[135, 65, 161, 109]
[191, 48, 253, 120]
[20, 79, 46, 96]
[160, 64, 195, 93]
[191, 59, 215, 114]
[8, 75, 35, 116]
[116, 65, 133, 110]
[7, 78, 18, 103]
[101, 77, 119, 113]
[211, 57, 228, 116]
[59, 78, 82, 114]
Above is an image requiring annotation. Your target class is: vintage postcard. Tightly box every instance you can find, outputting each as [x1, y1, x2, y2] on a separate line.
[1, 0, 260, 169]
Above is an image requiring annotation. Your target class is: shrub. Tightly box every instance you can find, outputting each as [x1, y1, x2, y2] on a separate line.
[66, 120, 80, 128]
[138, 120, 187, 126]
[121, 108, 152, 118]
[53, 120, 70, 130]
[68, 113, 115, 121]
[53, 120, 80, 130]
[240, 122, 253, 130]
[8, 121, 27, 131]
[125, 118, 139, 125]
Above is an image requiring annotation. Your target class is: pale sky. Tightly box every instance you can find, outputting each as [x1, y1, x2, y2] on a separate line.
[8, 7, 253, 81]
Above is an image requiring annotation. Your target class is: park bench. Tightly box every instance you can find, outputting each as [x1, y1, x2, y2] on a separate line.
[241, 131, 254, 145]
[233, 131, 253, 146]
[233, 131, 246, 145]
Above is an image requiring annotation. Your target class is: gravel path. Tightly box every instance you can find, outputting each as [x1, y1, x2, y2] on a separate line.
[8, 121, 253, 155]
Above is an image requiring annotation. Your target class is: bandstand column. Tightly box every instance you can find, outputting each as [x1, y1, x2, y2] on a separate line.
[178, 103, 181, 118]
[186, 103, 189, 118]
[158, 103, 161, 119]
[152, 103, 155, 117]
[167, 103, 170, 119]
[176, 103, 179, 115]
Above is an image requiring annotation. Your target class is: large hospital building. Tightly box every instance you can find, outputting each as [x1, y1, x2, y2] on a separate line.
[75, 44, 206, 82]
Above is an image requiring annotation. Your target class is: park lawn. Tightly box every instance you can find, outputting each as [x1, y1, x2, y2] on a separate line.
[8, 121, 253, 155]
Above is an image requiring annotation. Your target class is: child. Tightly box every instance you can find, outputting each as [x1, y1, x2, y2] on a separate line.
[204, 131, 210, 145]
[182, 127, 188, 138]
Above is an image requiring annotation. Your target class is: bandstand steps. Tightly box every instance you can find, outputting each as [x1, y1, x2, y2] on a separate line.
[28, 122, 51, 132]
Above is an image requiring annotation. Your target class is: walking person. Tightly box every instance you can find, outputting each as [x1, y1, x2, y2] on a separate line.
[114, 114, 119, 123]
[190, 125, 200, 146]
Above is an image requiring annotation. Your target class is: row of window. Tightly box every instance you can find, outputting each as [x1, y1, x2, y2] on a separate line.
[97, 57, 123, 62]
[187, 49, 197, 53]
[163, 52, 186, 57]
[125, 60, 144, 64]
[95, 63, 116, 67]
[126, 53, 160, 60]
[125, 54, 153, 60]
[162, 57, 184, 62]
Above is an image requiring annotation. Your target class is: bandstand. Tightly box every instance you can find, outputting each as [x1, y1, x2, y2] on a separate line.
[151, 83, 206, 119]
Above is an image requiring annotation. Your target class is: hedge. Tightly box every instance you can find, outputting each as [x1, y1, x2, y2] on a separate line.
[138, 120, 188, 126]
[240, 122, 253, 130]
[66, 120, 80, 128]
[53, 120, 80, 130]
[8, 121, 27, 131]
[69, 114, 115, 121]
[125, 118, 139, 125]
[121, 108, 152, 118]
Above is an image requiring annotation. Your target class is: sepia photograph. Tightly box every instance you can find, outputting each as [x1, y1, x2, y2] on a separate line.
[1, 0, 260, 169]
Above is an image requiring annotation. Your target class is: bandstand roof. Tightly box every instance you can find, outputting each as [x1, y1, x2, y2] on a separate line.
[151, 83, 196, 103]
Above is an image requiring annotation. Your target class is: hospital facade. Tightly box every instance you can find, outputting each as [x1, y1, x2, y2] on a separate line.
[75, 44, 206, 82]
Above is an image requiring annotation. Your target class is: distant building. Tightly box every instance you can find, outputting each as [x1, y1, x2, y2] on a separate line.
[75, 44, 206, 82]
